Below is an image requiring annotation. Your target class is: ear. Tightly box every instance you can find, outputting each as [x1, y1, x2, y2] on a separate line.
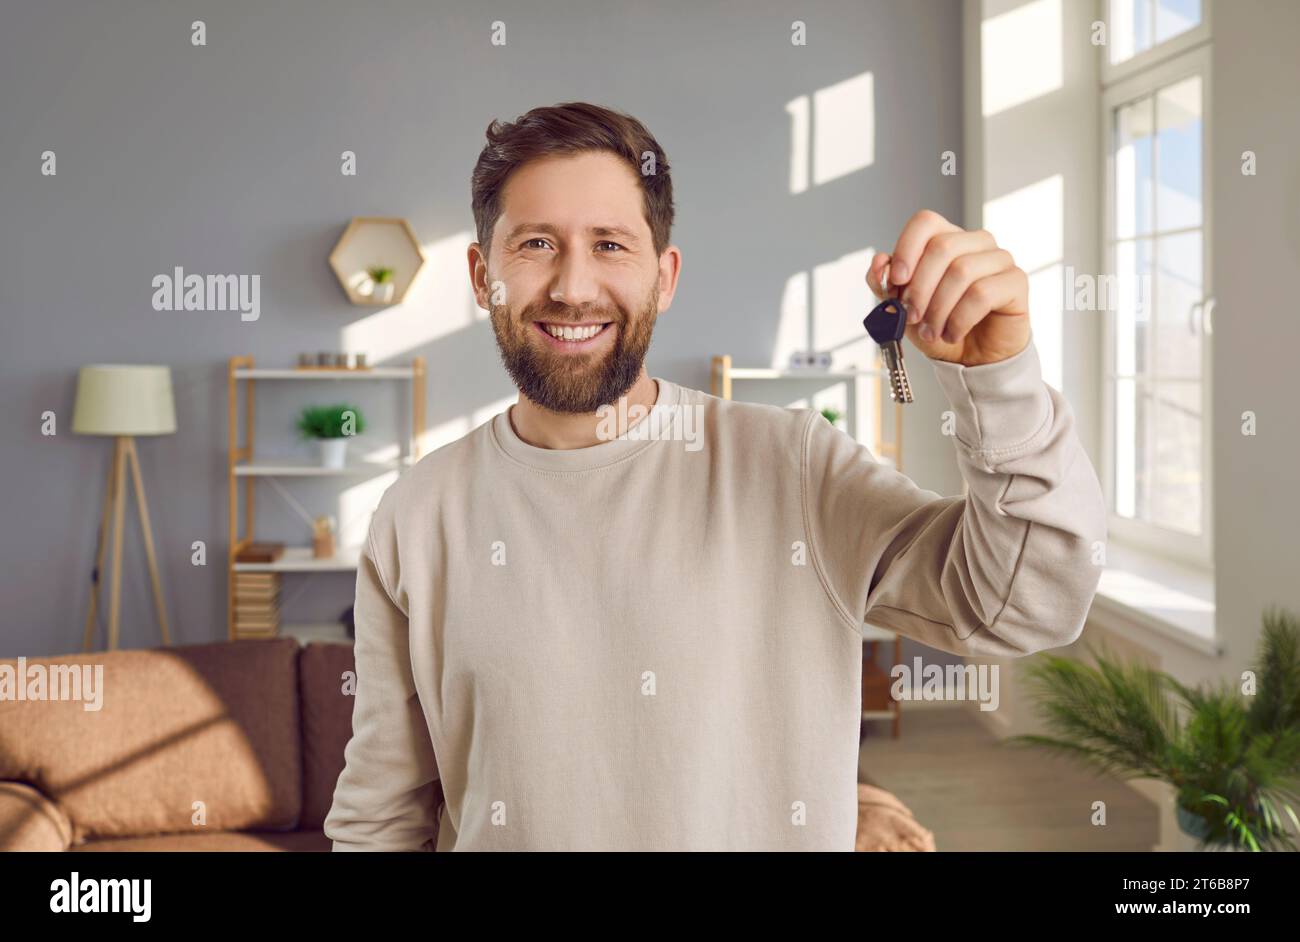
[467, 243, 490, 310]
[656, 245, 682, 313]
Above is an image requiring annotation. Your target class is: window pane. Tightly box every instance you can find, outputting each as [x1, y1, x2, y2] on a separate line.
[1150, 381, 1202, 534]
[1115, 238, 1153, 375]
[1156, 76, 1202, 230]
[1116, 96, 1154, 239]
[1156, 0, 1201, 44]
[1154, 232, 1202, 379]
[1110, 0, 1153, 64]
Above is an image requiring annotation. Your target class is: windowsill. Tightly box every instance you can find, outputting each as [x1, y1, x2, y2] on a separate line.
[1089, 544, 1220, 657]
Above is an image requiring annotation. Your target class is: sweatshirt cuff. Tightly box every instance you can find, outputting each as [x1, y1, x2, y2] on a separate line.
[928, 337, 1052, 458]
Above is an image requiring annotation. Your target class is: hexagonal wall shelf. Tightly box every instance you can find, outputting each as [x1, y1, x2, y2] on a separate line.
[328, 216, 426, 306]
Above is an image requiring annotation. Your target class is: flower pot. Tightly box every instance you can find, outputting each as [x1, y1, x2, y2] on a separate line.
[1175, 803, 1212, 841]
[370, 280, 395, 303]
[318, 438, 347, 469]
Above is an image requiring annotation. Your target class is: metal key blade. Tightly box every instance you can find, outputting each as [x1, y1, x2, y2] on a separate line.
[882, 342, 914, 403]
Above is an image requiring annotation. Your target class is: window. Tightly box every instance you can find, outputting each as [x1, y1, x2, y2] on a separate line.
[1108, 0, 1203, 66]
[1101, 7, 1211, 567]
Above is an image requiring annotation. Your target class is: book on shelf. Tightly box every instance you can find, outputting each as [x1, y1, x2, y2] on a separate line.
[233, 627, 279, 639]
[235, 542, 286, 564]
[233, 605, 280, 619]
[233, 597, 279, 610]
[233, 614, 279, 629]
[233, 571, 277, 582]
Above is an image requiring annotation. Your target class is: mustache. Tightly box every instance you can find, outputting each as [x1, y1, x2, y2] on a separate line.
[522, 301, 621, 324]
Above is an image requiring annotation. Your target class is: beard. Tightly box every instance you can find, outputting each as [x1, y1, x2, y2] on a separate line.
[489, 285, 658, 414]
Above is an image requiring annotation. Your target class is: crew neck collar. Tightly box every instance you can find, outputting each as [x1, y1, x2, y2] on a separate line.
[491, 378, 681, 473]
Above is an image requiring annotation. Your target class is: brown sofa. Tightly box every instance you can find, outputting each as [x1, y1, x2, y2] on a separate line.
[0, 638, 931, 851]
[0, 638, 404, 851]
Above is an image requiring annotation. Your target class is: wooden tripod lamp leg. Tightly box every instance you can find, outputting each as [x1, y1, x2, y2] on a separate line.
[83, 437, 122, 652]
[107, 436, 128, 652]
[125, 438, 172, 646]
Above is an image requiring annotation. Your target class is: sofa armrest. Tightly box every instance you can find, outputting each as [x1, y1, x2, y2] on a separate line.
[0, 781, 73, 851]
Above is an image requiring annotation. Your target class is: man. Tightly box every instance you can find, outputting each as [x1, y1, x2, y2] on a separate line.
[324, 101, 1105, 852]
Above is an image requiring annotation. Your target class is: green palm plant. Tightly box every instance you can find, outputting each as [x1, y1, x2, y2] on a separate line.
[1006, 607, 1300, 851]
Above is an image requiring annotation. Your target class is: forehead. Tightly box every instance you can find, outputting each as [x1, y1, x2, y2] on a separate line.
[497, 151, 647, 237]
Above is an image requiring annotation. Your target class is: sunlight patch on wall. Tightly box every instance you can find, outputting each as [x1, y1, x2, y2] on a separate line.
[787, 71, 875, 194]
[814, 72, 875, 186]
[1028, 264, 1064, 392]
[984, 174, 1064, 390]
[786, 96, 811, 195]
[984, 174, 1063, 273]
[338, 472, 399, 549]
[772, 270, 810, 368]
[982, 0, 1063, 118]
[812, 246, 875, 372]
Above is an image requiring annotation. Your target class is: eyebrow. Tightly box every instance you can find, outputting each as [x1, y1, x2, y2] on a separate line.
[504, 222, 640, 245]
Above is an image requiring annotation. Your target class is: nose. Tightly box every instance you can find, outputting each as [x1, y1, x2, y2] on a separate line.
[549, 250, 600, 308]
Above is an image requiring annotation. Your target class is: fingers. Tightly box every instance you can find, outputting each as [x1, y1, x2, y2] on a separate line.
[941, 268, 1029, 345]
[901, 228, 998, 326]
[889, 209, 962, 296]
[865, 251, 891, 300]
[921, 248, 1014, 341]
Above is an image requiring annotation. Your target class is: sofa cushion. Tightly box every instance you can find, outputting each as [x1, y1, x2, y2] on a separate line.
[70, 828, 331, 852]
[297, 642, 357, 829]
[0, 638, 302, 842]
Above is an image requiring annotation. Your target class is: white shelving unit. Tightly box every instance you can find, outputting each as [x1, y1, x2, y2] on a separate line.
[231, 545, 363, 573]
[233, 457, 413, 476]
[226, 356, 426, 644]
[234, 366, 418, 380]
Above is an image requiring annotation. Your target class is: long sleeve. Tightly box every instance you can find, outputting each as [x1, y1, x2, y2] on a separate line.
[804, 337, 1106, 657]
[323, 525, 441, 851]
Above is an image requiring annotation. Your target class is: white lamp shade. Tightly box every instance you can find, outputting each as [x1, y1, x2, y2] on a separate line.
[72, 364, 177, 436]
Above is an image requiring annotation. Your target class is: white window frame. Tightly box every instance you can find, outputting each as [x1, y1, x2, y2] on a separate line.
[1101, 0, 1212, 86]
[1100, 28, 1213, 570]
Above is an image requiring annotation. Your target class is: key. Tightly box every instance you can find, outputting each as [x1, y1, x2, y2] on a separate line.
[863, 277, 914, 404]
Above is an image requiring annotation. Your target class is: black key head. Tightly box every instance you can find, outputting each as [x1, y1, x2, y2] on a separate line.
[864, 298, 907, 344]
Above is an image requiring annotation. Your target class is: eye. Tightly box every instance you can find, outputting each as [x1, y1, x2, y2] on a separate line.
[521, 238, 551, 250]
[595, 241, 624, 252]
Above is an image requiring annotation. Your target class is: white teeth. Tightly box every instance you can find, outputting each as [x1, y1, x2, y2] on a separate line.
[544, 323, 604, 341]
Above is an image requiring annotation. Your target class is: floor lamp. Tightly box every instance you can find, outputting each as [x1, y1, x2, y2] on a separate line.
[73, 364, 176, 651]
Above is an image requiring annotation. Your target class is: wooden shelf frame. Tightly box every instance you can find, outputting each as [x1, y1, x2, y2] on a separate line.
[225, 355, 426, 641]
[709, 354, 904, 473]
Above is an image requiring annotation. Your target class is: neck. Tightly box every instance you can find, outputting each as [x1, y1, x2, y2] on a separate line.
[509, 370, 658, 450]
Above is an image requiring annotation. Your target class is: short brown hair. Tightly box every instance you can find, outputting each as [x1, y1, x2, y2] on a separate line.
[471, 102, 674, 259]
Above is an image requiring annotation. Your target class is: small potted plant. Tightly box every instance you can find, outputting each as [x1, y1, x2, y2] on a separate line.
[297, 403, 366, 468]
[366, 266, 395, 303]
[820, 406, 844, 429]
[1007, 607, 1300, 851]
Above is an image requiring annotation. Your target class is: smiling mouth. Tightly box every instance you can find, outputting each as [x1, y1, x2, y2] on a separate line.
[532, 321, 615, 347]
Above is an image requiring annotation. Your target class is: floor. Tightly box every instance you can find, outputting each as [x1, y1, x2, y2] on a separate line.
[858, 706, 1161, 851]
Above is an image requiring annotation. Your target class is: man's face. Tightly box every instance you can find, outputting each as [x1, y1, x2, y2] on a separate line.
[473, 151, 670, 414]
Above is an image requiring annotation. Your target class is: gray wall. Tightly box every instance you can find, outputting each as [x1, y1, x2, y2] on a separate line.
[0, 0, 964, 656]
[1210, 0, 1300, 674]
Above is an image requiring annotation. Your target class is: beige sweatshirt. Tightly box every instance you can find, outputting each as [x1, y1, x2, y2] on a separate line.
[324, 338, 1105, 851]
